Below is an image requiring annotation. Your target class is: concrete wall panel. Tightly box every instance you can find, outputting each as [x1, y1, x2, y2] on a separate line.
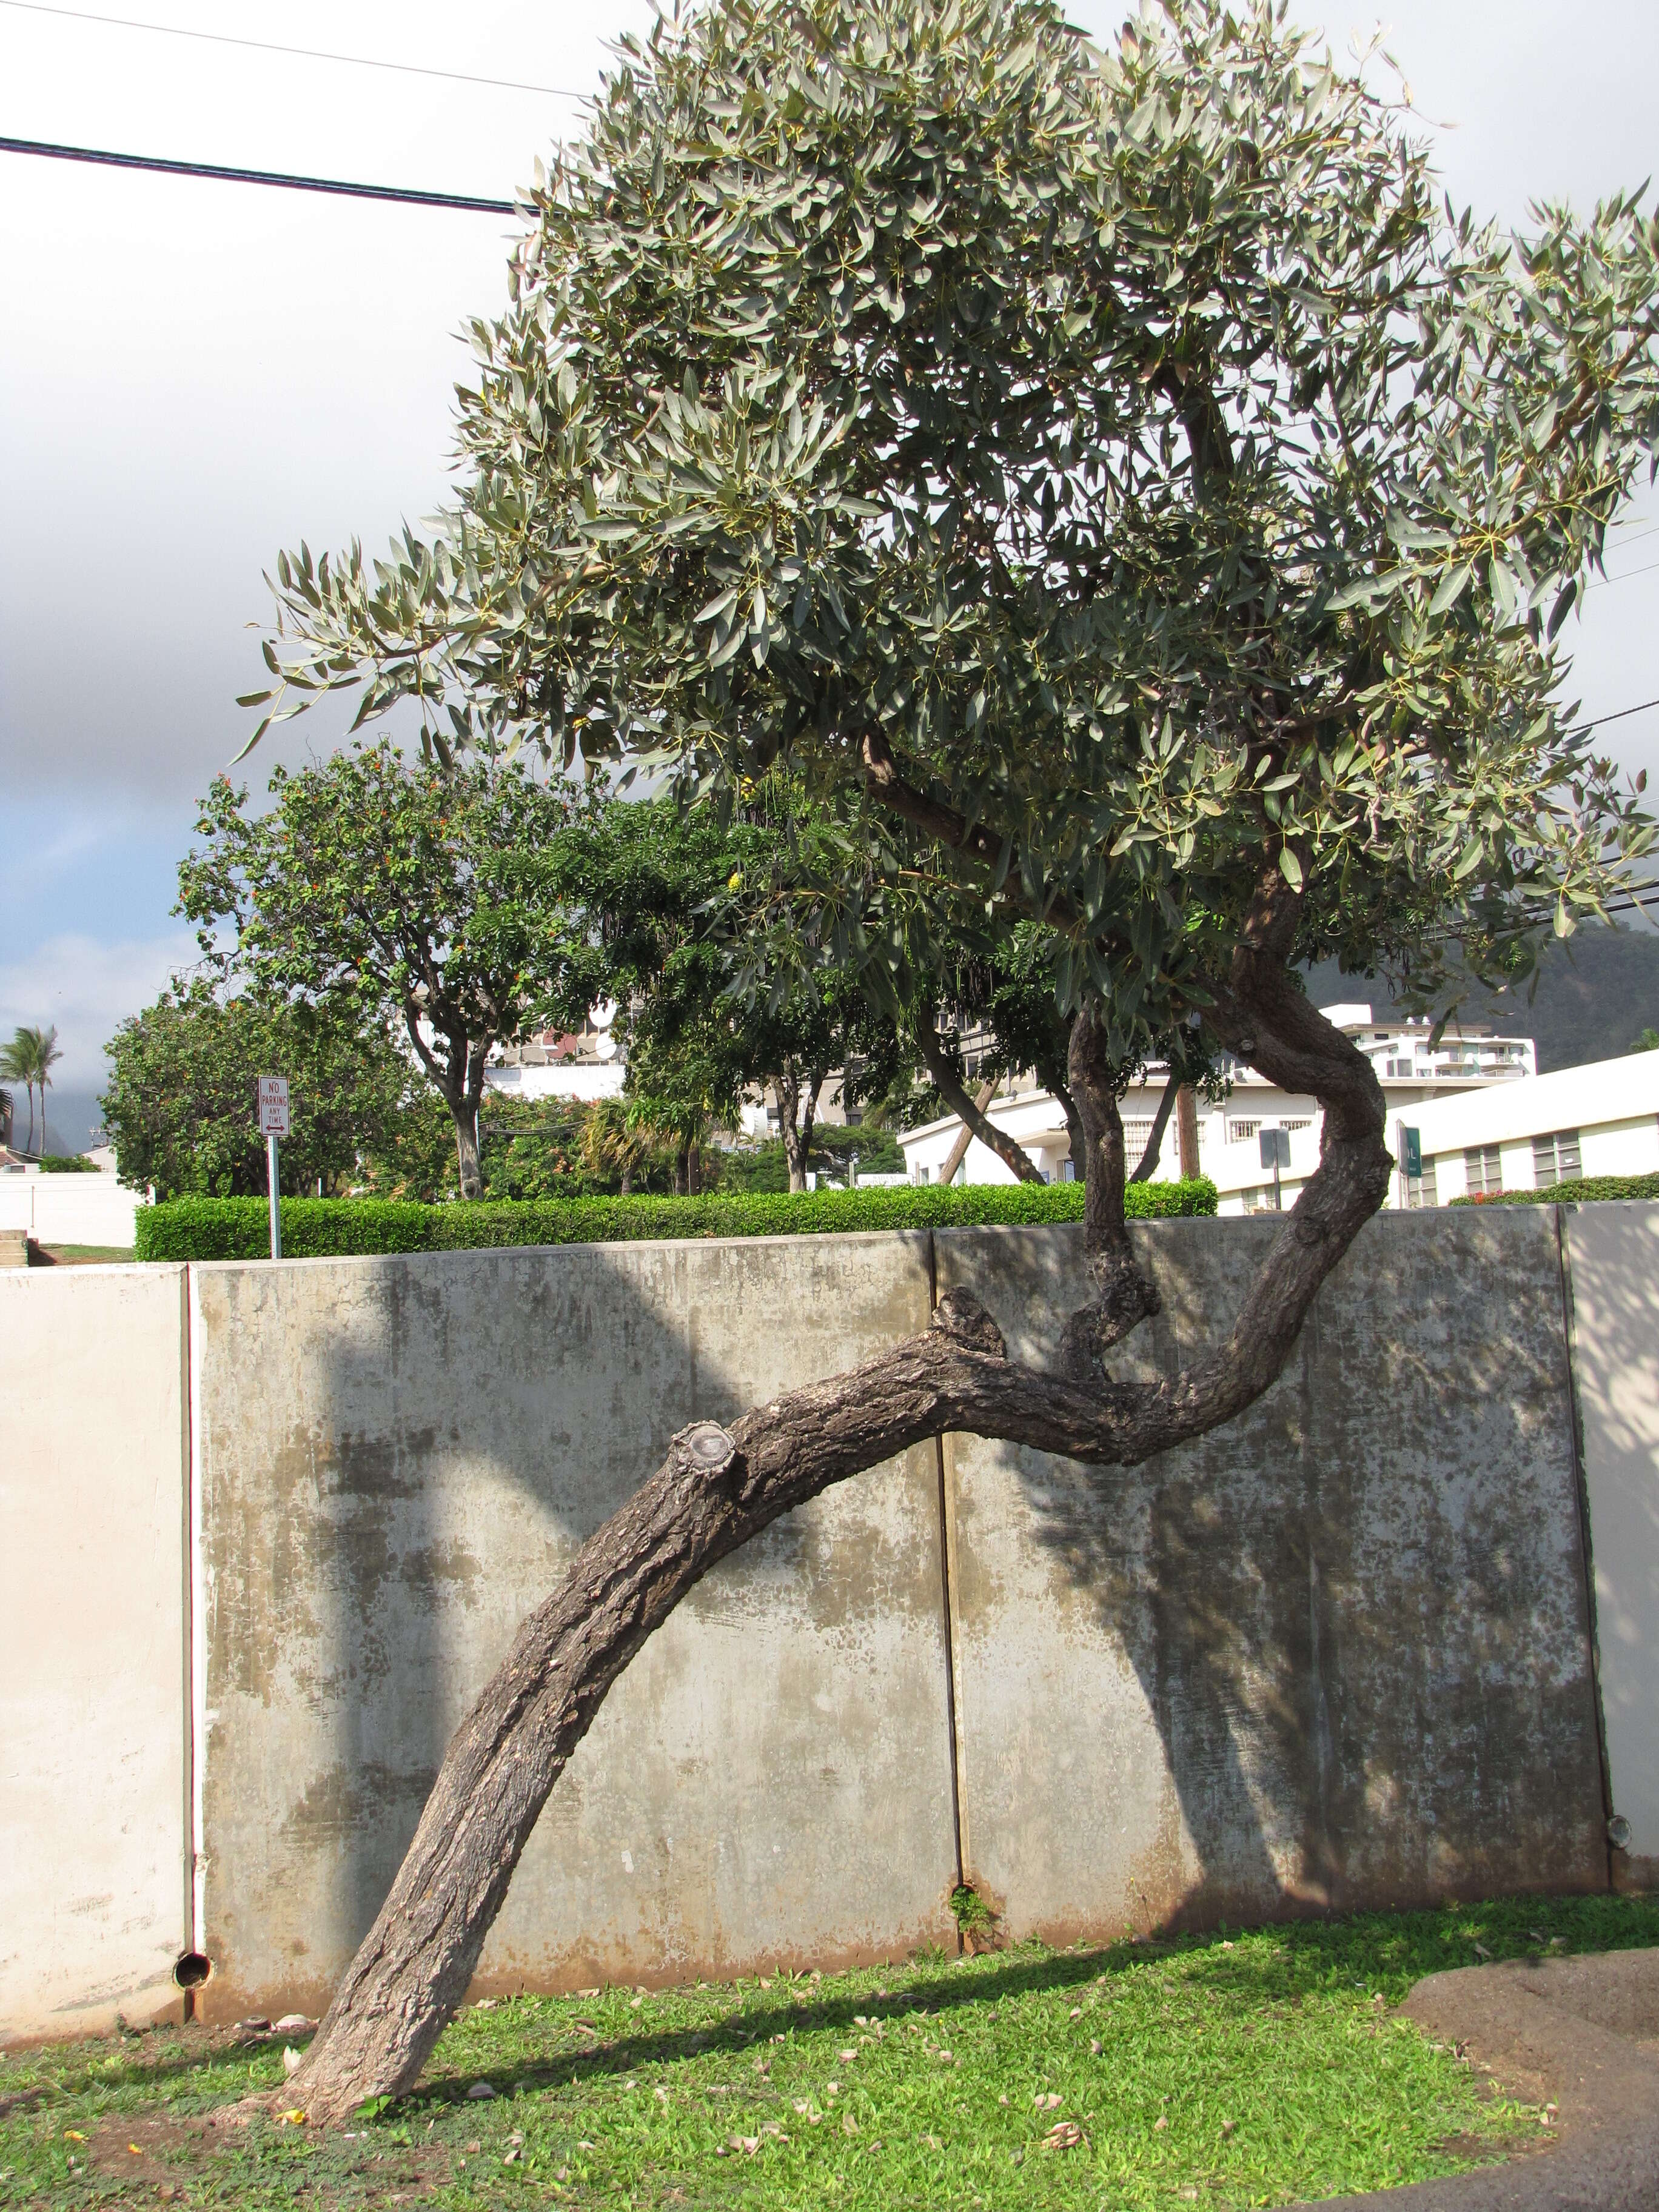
[935, 1212, 1607, 1945]
[190, 1233, 958, 2020]
[0, 1267, 187, 2042]
[1564, 1203, 1659, 1886]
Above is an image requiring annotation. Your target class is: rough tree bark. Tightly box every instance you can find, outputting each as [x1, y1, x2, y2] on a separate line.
[279, 870, 1390, 2127]
[912, 1012, 1044, 1184]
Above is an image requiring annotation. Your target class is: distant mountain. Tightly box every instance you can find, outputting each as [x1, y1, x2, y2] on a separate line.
[1307, 925, 1659, 1074]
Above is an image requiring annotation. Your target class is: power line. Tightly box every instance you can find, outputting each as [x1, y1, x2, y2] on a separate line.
[0, 0, 587, 98]
[1588, 555, 1659, 590]
[0, 133, 517, 211]
[1577, 694, 1659, 733]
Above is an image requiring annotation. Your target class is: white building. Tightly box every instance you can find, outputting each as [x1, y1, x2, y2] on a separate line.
[1392, 1048, 1659, 1208]
[485, 1005, 626, 1106]
[897, 1004, 1540, 1213]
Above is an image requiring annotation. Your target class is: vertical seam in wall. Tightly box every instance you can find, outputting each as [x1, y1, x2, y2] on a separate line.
[1554, 1205, 1616, 1887]
[927, 1232, 968, 1946]
[178, 1263, 195, 2020]
[186, 1264, 210, 1985]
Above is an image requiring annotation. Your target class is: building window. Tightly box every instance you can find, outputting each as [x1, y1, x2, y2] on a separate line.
[1406, 1157, 1438, 1209]
[1281, 1118, 1313, 1132]
[1061, 1158, 1076, 1182]
[1464, 1144, 1502, 1196]
[1228, 1119, 1260, 1143]
[1385, 1057, 1412, 1078]
[1533, 1130, 1582, 1188]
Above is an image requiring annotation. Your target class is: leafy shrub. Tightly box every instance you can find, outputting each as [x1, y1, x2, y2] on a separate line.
[135, 1176, 1218, 1262]
[1449, 1174, 1659, 1207]
[36, 1152, 100, 1173]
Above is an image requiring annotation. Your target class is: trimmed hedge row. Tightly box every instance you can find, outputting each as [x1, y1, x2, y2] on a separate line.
[135, 1176, 1218, 1262]
[1449, 1173, 1659, 1208]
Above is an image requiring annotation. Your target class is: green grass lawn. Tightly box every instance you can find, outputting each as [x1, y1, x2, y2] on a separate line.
[28, 1244, 136, 1266]
[4, 1893, 1654, 2210]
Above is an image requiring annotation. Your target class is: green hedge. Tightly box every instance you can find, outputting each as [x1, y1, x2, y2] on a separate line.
[1449, 1174, 1659, 1208]
[135, 1176, 1218, 1262]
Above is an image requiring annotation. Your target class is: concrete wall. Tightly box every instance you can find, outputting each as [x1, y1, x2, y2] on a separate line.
[936, 1215, 1608, 1942]
[1564, 1205, 1659, 1889]
[0, 1169, 144, 1248]
[4, 1211, 1655, 2040]
[0, 1266, 188, 2042]
[187, 1235, 960, 2022]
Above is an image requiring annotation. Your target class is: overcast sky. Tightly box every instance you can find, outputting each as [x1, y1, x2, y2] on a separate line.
[3, 0, 1657, 1112]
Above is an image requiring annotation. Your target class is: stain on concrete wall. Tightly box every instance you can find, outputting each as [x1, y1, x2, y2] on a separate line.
[934, 1212, 1608, 1946]
[1564, 1203, 1659, 1889]
[1, 1266, 188, 2043]
[190, 1233, 957, 2022]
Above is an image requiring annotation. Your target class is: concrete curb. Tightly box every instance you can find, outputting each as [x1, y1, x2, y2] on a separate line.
[1299, 1951, 1659, 2211]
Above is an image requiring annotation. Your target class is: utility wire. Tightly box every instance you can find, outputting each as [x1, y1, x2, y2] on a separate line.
[1575, 694, 1659, 733]
[0, 133, 517, 210]
[0, 0, 588, 98]
[1587, 555, 1659, 590]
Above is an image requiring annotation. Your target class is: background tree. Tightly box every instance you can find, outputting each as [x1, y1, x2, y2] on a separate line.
[102, 983, 423, 1198]
[177, 741, 577, 1198]
[541, 789, 905, 1190]
[1, 1025, 62, 1157]
[247, 0, 1657, 2120]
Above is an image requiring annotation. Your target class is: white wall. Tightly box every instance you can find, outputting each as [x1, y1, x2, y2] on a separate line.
[1410, 1050, 1659, 1173]
[0, 1266, 189, 2042]
[0, 1170, 144, 1248]
[1564, 1205, 1659, 1886]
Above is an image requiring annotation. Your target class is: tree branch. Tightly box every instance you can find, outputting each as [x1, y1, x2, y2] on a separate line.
[912, 1013, 1042, 1184]
[1130, 1067, 1182, 1183]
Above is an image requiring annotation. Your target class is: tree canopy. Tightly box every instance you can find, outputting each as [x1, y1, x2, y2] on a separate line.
[255, 0, 1654, 1052]
[178, 742, 577, 1197]
[101, 984, 424, 1199]
[243, 0, 1659, 2127]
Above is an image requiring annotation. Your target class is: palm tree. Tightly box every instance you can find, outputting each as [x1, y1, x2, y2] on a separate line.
[26, 1026, 62, 1156]
[0, 1031, 34, 1155]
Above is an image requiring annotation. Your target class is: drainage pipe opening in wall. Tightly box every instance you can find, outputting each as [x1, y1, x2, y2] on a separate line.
[173, 1951, 212, 1991]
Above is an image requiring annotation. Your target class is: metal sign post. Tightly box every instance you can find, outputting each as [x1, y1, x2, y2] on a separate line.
[1259, 1125, 1291, 1210]
[257, 1076, 290, 1259]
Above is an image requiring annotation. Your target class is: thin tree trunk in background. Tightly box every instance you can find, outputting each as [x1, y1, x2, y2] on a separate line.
[451, 1098, 483, 1200]
[915, 1018, 1042, 1184]
[937, 1078, 996, 1185]
[777, 1066, 807, 1191]
[1129, 1068, 1182, 1182]
[1178, 1085, 1201, 1179]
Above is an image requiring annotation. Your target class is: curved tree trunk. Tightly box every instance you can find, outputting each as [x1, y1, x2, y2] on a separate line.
[1129, 1067, 1181, 1183]
[277, 925, 1390, 2127]
[913, 1014, 1043, 1184]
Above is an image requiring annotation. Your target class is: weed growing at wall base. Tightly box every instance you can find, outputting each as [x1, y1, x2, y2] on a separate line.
[134, 1178, 1216, 1262]
[5, 1894, 1655, 2209]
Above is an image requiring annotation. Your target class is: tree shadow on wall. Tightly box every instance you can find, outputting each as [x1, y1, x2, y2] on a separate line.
[199, 1233, 960, 2021]
[948, 1208, 1607, 1939]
